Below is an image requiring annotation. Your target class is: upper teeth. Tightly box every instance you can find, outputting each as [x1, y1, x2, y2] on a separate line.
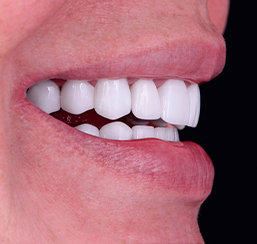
[61, 79, 94, 115]
[26, 78, 200, 141]
[26, 79, 61, 114]
[131, 79, 161, 120]
[94, 78, 131, 120]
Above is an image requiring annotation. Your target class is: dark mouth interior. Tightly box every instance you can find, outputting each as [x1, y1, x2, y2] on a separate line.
[50, 109, 167, 130]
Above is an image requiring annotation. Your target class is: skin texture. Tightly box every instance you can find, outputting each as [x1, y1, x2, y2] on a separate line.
[0, 0, 229, 243]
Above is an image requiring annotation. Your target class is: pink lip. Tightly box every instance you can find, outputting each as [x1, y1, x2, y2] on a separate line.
[15, 97, 215, 202]
[13, 34, 226, 92]
[8, 5, 225, 202]
[14, 82, 215, 203]
[11, 76, 219, 203]
[58, 123, 215, 201]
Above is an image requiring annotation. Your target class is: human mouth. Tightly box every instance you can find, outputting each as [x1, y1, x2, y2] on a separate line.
[8, 0, 226, 203]
[26, 78, 200, 142]
[22, 74, 214, 201]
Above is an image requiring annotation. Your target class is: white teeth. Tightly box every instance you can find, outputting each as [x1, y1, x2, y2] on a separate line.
[175, 124, 185, 130]
[61, 80, 94, 115]
[155, 127, 179, 142]
[28, 77, 202, 142]
[26, 80, 60, 114]
[158, 79, 190, 125]
[187, 83, 200, 127]
[99, 122, 132, 140]
[75, 124, 99, 137]
[131, 79, 161, 120]
[95, 78, 131, 120]
[132, 125, 155, 139]
[75, 123, 179, 141]
[174, 129, 180, 142]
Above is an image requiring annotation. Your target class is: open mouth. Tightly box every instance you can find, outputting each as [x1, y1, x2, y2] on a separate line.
[6, 0, 226, 214]
[21, 74, 214, 201]
[1, 0, 231, 242]
[26, 78, 200, 142]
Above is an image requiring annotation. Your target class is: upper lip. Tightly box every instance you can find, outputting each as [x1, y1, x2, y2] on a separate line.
[11, 27, 226, 94]
[48, 38, 226, 83]
[7, 4, 225, 202]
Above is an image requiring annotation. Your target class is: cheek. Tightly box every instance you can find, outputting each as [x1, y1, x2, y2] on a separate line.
[207, 0, 230, 33]
[0, 0, 67, 58]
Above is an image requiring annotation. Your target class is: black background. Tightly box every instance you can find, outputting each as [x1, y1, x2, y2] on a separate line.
[180, 1, 255, 243]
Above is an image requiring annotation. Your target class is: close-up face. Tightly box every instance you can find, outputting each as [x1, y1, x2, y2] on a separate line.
[0, 0, 230, 243]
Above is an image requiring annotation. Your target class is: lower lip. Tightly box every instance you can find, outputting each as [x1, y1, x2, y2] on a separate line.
[16, 97, 214, 202]
[48, 106, 214, 202]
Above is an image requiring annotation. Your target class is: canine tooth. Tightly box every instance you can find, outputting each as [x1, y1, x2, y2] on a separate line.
[155, 127, 179, 141]
[99, 122, 132, 140]
[158, 79, 190, 125]
[95, 78, 131, 120]
[131, 79, 161, 120]
[187, 83, 200, 127]
[75, 124, 99, 137]
[132, 125, 155, 139]
[61, 80, 94, 115]
[26, 80, 60, 114]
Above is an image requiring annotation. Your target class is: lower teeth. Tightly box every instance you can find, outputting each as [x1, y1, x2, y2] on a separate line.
[51, 109, 179, 142]
[76, 122, 179, 141]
